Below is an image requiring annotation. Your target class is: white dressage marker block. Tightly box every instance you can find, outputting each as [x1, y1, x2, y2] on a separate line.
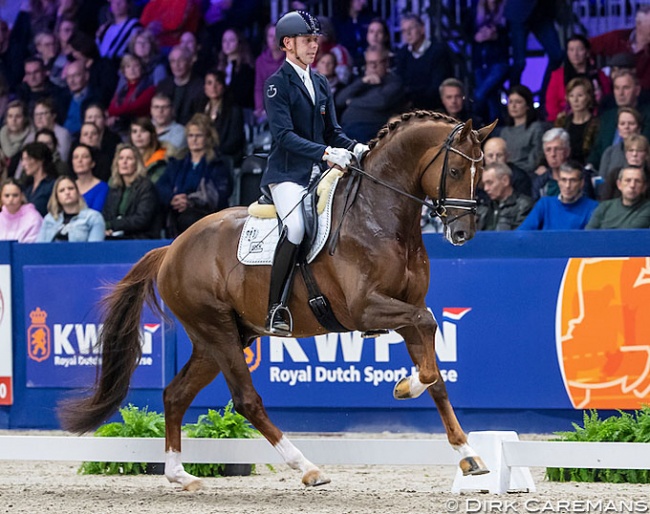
[452, 431, 536, 494]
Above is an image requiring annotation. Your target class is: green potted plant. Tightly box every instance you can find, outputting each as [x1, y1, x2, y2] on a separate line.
[182, 401, 261, 477]
[546, 407, 650, 483]
[78, 404, 165, 475]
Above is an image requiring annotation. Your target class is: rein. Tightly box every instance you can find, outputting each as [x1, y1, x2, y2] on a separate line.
[350, 122, 484, 224]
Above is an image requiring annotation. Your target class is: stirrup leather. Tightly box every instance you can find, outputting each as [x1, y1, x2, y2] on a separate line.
[267, 304, 293, 336]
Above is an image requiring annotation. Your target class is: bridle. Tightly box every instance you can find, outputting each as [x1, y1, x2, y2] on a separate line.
[349, 122, 484, 224]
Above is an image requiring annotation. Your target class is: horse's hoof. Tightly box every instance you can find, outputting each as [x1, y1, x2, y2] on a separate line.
[302, 468, 331, 487]
[393, 376, 413, 399]
[183, 478, 203, 492]
[460, 456, 490, 476]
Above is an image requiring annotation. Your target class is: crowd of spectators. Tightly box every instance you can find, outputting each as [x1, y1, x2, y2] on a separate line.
[0, 0, 649, 244]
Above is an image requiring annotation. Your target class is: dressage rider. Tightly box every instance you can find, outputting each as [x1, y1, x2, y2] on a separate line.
[262, 10, 369, 336]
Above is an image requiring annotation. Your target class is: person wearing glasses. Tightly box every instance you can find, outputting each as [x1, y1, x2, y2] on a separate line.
[150, 92, 186, 155]
[336, 45, 403, 141]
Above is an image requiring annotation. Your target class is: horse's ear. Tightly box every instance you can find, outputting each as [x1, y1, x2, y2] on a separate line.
[475, 119, 498, 143]
[459, 119, 473, 142]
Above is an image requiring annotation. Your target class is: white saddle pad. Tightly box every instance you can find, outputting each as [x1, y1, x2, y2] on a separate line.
[237, 176, 340, 265]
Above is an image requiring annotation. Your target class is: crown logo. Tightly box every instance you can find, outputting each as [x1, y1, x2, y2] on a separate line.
[29, 307, 48, 325]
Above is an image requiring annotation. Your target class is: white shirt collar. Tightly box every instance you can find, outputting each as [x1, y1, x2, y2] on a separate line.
[286, 58, 311, 83]
[409, 39, 431, 58]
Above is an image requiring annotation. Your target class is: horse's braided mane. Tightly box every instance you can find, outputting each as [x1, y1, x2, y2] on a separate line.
[367, 110, 459, 150]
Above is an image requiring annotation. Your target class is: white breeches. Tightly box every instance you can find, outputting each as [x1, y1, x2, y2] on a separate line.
[269, 181, 307, 244]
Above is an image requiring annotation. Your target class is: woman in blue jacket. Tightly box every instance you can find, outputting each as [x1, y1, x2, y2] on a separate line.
[37, 176, 105, 242]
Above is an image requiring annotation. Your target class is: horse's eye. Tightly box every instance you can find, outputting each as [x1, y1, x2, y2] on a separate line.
[449, 168, 460, 178]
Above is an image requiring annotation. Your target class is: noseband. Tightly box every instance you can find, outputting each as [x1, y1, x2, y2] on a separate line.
[350, 122, 484, 224]
[420, 122, 483, 222]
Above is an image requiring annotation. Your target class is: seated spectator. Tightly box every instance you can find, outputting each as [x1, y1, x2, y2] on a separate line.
[139, 0, 201, 51]
[587, 166, 650, 229]
[75, 122, 110, 182]
[50, 16, 76, 87]
[254, 23, 285, 123]
[500, 85, 547, 176]
[554, 77, 600, 165]
[156, 113, 233, 237]
[16, 57, 69, 122]
[103, 143, 161, 239]
[33, 30, 59, 75]
[316, 52, 344, 103]
[82, 103, 121, 177]
[438, 78, 480, 124]
[519, 161, 598, 230]
[32, 97, 71, 161]
[216, 28, 255, 110]
[37, 175, 105, 241]
[68, 30, 117, 108]
[35, 127, 70, 177]
[395, 13, 452, 111]
[600, 134, 650, 201]
[1, 101, 34, 164]
[532, 128, 595, 201]
[598, 107, 642, 180]
[355, 17, 391, 75]
[0, 178, 43, 242]
[62, 59, 99, 135]
[71, 143, 108, 212]
[315, 16, 353, 86]
[150, 92, 186, 154]
[336, 45, 404, 142]
[482, 137, 532, 196]
[476, 162, 533, 230]
[198, 70, 245, 166]
[588, 71, 650, 169]
[126, 28, 167, 86]
[21, 141, 57, 216]
[156, 45, 205, 125]
[107, 54, 156, 133]
[589, 5, 650, 90]
[129, 117, 168, 183]
[471, 0, 509, 124]
[545, 34, 611, 123]
[334, 0, 374, 65]
[96, 0, 141, 62]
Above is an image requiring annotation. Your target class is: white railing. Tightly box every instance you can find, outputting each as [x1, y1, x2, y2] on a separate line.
[1, 431, 649, 494]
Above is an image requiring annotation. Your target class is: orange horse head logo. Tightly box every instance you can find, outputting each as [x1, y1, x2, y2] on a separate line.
[557, 257, 650, 409]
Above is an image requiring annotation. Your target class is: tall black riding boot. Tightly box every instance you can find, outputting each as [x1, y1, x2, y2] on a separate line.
[266, 229, 300, 336]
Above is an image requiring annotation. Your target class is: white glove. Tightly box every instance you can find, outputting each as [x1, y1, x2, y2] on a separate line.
[352, 143, 370, 163]
[323, 146, 352, 169]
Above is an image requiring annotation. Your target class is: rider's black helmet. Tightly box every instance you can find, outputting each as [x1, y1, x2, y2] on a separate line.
[275, 11, 322, 48]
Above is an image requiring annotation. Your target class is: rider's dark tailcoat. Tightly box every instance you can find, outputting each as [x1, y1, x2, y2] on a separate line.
[261, 60, 355, 188]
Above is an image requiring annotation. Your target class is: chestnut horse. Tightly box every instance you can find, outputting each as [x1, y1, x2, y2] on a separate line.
[59, 111, 495, 491]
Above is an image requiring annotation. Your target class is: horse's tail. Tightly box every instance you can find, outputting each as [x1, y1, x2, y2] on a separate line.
[58, 246, 169, 434]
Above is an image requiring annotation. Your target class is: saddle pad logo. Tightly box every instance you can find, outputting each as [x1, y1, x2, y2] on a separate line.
[237, 176, 341, 266]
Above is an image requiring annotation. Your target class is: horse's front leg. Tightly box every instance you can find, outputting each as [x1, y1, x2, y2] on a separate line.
[396, 322, 489, 477]
[356, 295, 488, 476]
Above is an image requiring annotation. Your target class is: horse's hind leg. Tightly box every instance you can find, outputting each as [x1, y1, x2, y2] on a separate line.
[163, 344, 221, 491]
[397, 323, 489, 476]
[208, 318, 330, 487]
